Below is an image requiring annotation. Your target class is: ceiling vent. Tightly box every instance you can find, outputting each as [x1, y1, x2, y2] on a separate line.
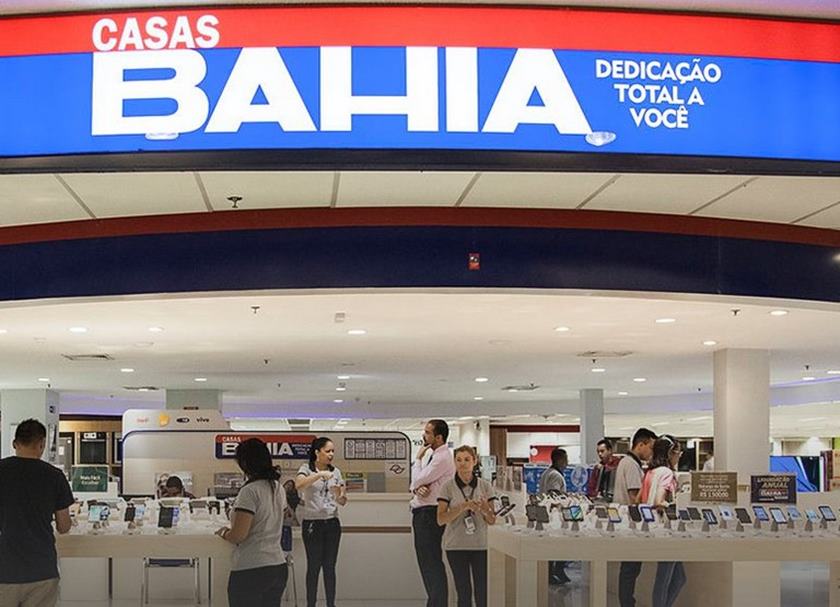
[287, 418, 311, 429]
[502, 383, 540, 392]
[576, 351, 634, 358]
[123, 386, 160, 391]
[62, 353, 115, 361]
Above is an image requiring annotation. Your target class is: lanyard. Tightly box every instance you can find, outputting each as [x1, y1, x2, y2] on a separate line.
[458, 481, 476, 503]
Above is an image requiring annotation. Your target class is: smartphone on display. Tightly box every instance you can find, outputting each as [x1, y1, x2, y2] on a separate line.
[628, 505, 642, 523]
[687, 507, 702, 521]
[135, 504, 146, 520]
[124, 504, 136, 522]
[608, 507, 622, 523]
[701, 508, 718, 525]
[769, 507, 787, 524]
[158, 506, 175, 528]
[752, 505, 770, 522]
[678, 509, 691, 522]
[735, 508, 753, 524]
[561, 507, 574, 522]
[534, 506, 550, 524]
[639, 505, 656, 523]
[595, 506, 608, 520]
[718, 506, 734, 521]
[87, 505, 104, 523]
[496, 504, 516, 517]
[819, 505, 836, 522]
[569, 505, 583, 522]
[500, 495, 511, 508]
[806, 509, 820, 522]
[665, 505, 678, 521]
[525, 505, 537, 522]
[786, 506, 802, 520]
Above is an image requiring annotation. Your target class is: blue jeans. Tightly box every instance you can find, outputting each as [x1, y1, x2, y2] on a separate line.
[619, 561, 642, 606]
[652, 561, 686, 607]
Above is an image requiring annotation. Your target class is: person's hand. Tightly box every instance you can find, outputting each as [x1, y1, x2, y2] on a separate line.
[337, 495, 348, 506]
[416, 445, 431, 460]
[415, 485, 431, 498]
[215, 527, 229, 539]
[318, 470, 334, 481]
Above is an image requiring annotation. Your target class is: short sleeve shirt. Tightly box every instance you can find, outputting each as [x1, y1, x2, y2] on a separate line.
[438, 476, 496, 551]
[231, 479, 287, 572]
[613, 454, 644, 506]
[641, 467, 677, 506]
[297, 464, 343, 521]
[538, 467, 566, 494]
[0, 456, 75, 583]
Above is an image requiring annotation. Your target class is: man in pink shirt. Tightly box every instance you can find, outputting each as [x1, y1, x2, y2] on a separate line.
[411, 419, 455, 607]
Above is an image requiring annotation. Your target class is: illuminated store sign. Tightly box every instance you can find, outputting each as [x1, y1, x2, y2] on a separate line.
[0, 7, 838, 160]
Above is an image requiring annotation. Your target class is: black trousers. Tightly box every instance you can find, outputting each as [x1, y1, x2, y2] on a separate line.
[619, 561, 643, 607]
[302, 517, 342, 607]
[446, 549, 487, 607]
[412, 506, 448, 607]
[228, 563, 288, 607]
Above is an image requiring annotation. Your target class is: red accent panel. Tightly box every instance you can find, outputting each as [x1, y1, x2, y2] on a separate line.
[0, 208, 837, 249]
[0, 7, 838, 63]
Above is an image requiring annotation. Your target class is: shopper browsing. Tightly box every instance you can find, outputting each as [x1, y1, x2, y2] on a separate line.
[538, 447, 569, 586]
[163, 475, 196, 499]
[588, 438, 622, 502]
[437, 446, 497, 607]
[215, 438, 288, 607]
[410, 419, 455, 607]
[614, 427, 657, 607]
[295, 436, 347, 607]
[641, 435, 685, 607]
[0, 419, 74, 607]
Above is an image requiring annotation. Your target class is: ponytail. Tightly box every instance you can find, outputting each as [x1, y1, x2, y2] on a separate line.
[308, 437, 335, 472]
[235, 438, 282, 491]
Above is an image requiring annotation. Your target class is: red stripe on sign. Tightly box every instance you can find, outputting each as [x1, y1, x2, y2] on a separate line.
[0, 7, 838, 63]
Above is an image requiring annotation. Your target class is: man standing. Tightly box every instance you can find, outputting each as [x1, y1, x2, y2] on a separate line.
[614, 428, 657, 607]
[0, 419, 74, 607]
[587, 438, 622, 501]
[410, 419, 455, 607]
[539, 447, 569, 585]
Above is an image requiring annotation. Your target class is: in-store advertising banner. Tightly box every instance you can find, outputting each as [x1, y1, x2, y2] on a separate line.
[691, 471, 738, 503]
[0, 7, 838, 161]
[215, 433, 315, 459]
[750, 474, 797, 504]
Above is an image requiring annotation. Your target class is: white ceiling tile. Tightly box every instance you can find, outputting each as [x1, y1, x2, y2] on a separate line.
[797, 203, 840, 229]
[200, 171, 334, 210]
[585, 174, 748, 214]
[0, 174, 89, 226]
[694, 176, 840, 223]
[336, 172, 474, 207]
[461, 172, 612, 208]
[59, 172, 206, 218]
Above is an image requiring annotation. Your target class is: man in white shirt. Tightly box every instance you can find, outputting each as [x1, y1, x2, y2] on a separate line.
[410, 419, 455, 607]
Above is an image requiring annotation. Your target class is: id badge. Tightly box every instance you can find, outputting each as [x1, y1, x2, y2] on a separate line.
[464, 514, 477, 535]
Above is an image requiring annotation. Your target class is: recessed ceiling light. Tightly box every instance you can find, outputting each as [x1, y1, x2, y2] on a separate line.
[769, 310, 789, 316]
[138, 387, 149, 392]
[703, 340, 718, 346]
[827, 370, 840, 375]
[618, 391, 629, 396]
[0, 329, 7, 334]
[554, 326, 571, 333]
[591, 367, 606, 373]
[333, 399, 344, 403]
[802, 376, 816, 381]
[37, 377, 50, 382]
[651, 422, 668, 427]
[120, 368, 135, 373]
[633, 377, 647, 383]
[655, 318, 676, 324]
[194, 377, 208, 382]
[347, 329, 367, 335]
[336, 387, 346, 392]
[148, 326, 164, 333]
[69, 326, 88, 333]
[473, 396, 484, 401]
[474, 377, 489, 383]
[337, 375, 350, 380]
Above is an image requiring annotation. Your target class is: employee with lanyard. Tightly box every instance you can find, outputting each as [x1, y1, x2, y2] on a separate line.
[410, 419, 455, 607]
[437, 445, 497, 607]
[295, 436, 347, 607]
[539, 447, 569, 586]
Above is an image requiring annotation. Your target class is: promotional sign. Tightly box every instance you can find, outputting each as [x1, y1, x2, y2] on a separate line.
[71, 465, 109, 492]
[0, 7, 838, 162]
[215, 433, 315, 459]
[751, 474, 797, 504]
[523, 464, 548, 495]
[691, 471, 738, 503]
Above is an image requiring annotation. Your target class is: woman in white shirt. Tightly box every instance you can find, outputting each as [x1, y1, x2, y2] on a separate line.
[295, 436, 347, 607]
[640, 435, 684, 607]
[215, 438, 288, 607]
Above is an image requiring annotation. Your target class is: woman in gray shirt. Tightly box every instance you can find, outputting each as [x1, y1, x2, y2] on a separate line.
[215, 438, 288, 607]
[295, 436, 347, 607]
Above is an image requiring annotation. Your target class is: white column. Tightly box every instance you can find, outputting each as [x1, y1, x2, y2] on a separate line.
[713, 348, 779, 606]
[0, 389, 60, 462]
[165, 389, 221, 410]
[475, 417, 491, 457]
[579, 389, 604, 466]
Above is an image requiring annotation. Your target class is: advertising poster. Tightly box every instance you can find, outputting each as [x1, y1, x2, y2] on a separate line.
[523, 464, 548, 495]
[345, 472, 366, 493]
[691, 472, 738, 503]
[71, 465, 109, 493]
[215, 433, 314, 460]
[751, 474, 797, 504]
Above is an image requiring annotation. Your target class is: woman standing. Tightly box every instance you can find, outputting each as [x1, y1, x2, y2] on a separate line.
[641, 435, 685, 607]
[295, 436, 347, 607]
[437, 446, 497, 607]
[215, 438, 288, 607]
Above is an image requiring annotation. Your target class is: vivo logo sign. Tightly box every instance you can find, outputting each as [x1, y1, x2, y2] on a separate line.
[91, 46, 592, 138]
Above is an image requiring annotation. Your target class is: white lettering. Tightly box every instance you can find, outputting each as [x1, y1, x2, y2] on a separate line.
[117, 17, 144, 51]
[445, 47, 478, 132]
[169, 15, 196, 49]
[143, 16, 169, 51]
[92, 18, 118, 52]
[196, 15, 220, 49]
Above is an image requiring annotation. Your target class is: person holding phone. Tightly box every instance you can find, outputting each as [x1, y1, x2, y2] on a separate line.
[410, 419, 455, 607]
[295, 437, 347, 607]
[214, 438, 288, 607]
[437, 445, 497, 607]
[640, 435, 685, 607]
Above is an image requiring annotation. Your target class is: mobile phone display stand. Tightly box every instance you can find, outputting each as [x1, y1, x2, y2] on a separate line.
[628, 521, 637, 531]
[677, 520, 687, 533]
[570, 521, 580, 533]
[535, 520, 545, 532]
[719, 520, 727, 531]
[804, 520, 814, 533]
[787, 520, 795, 531]
[527, 519, 535, 529]
[770, 521, 779, 533]
[640, 521, 650, 533]
[663, 518, 672, 531]
[561, 519, 569, 530]
[701, 521, 710, 533]
[595, 519, 603, 530]
[735, 521, 745, 533]
[606, 521, 616, 533]
[820, 519, 828, 530]
[505, 514, 516, 527]
[754, 519, 762, 531]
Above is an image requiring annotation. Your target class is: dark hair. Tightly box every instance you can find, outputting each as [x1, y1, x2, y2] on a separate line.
[165, 476, 184, 490]
[649, 435, 682, 470]
[597, 438, 613, 451]
[14, 419, 47, 446]
[428, 419, 449, 443]
[454, 445, 477, 459]
[235, 438, 281, 489]
[550, 447, 568, 468]
[308, 437, 335, 472]
[631, 428, 658, 447]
